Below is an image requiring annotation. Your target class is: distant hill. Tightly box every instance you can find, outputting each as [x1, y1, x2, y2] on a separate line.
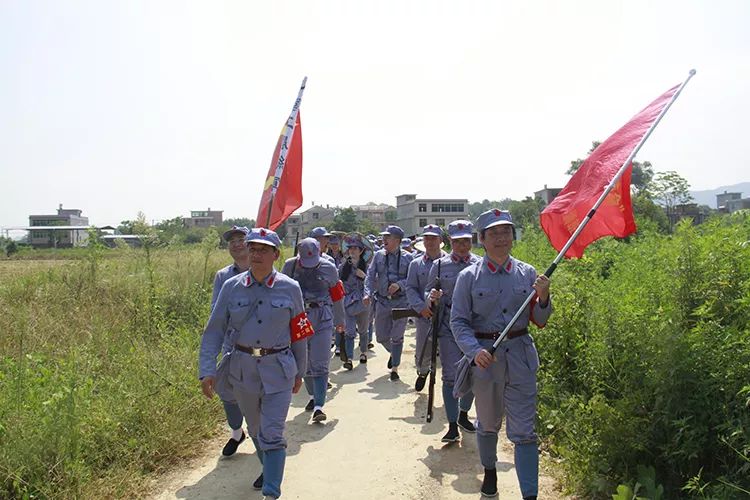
[690, 182, 750, 208]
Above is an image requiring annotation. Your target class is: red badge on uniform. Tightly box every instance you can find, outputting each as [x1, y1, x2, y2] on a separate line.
[290, 311, 315, 342]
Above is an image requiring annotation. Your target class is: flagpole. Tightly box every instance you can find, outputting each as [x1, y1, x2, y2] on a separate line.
[264, 76, 308, 228]
[485, 69, 696, 356]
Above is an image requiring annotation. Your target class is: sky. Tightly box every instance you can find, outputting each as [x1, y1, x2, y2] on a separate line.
[1, 0, 748, 233]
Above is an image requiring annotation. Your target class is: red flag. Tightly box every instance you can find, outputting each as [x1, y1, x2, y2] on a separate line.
[540, 85, 679, 258]
[256, 112, 303, 230]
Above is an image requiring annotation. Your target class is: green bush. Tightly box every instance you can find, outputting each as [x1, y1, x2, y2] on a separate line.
[519, 215, 750, 498]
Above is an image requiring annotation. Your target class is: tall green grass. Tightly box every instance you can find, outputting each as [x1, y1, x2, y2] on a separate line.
[0, 241, 237, 499]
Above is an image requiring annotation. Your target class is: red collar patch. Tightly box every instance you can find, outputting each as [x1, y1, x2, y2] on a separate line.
[486, 259, 498, 273]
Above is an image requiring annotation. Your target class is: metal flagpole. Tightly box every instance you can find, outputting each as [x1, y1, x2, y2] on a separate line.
[265, 76, 308, 228]
[485, 69, 696, 357]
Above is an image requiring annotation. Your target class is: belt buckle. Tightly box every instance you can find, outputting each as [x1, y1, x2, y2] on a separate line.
[250, 347, 263, 357]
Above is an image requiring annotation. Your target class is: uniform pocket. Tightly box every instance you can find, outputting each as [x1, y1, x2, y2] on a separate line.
[521, 335, 539, 372]
[277, 351, 298, 380]
[228, 302, 251, 331]
[271, 298, 292, 309]
[471, 287, 498, 317]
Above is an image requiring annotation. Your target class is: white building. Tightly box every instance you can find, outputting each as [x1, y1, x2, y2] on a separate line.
[282, 205, 336, 245]
[395, 194, 469, 237]
[28, 204, 89, 248]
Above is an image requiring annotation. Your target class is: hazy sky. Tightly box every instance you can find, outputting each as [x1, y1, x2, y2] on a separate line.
[2, 0, 748, 231]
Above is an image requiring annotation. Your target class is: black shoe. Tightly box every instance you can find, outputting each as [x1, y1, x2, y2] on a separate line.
[327, 381, 332, 389]
[481, 468, 498, 497]
[387, 356, 393, 369]
[221, 431, 246, 456]
[343, 360, 353, 370]
[441, 423, 460, 443]
[252, 473, 263, 490]
[457, 411, 476, 433]
[304, 399, 314, 411]
[359, 353, 367, 364]
[390, 371, 400, 381]
[414, 374, 427, 392]
[312, 409, 327, 422]
[367, 342, 374, 349]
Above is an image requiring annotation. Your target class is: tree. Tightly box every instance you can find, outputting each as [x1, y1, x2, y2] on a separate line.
[468, 199, 513, 220]
[224, 217, 255, 228]
[357, 219, 380, 236]
[117, 220, 135, 235]
[154, 216, 185, 244]
[567, 141, 654, 195]
[651, 170, 692, 231]
[5, 240, 18, 257]
[384, 210, 397, 223]
[651, 170, 693, 211]
[506, 197, 544, 229]
[632, 193, 670, 233]
[332, 208, 358, 232]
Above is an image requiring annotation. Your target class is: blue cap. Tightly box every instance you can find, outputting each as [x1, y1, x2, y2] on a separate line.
[448, 220, 473, 239]
[297, 237, 320, 268]
[245, 227, 281, 247]
[329, 234, 341, 245]
[344, 234, 365, 248]
[222, 225, 249, 241]
[476, 209, 514, 232]
[421, 224, 443, 237]
[309, 227, 332, 238]
[401, 237, 413, 249]
[379, 225, 405, 239]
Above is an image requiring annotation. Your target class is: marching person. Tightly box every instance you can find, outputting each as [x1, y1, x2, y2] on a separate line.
[210, 226, 251, 457]
[411, 236, 425, 258]
[308, 226, 335, 264]
[327, 233, 346, 268]
[281, 237, 346, 422]
[427, 220, 479, 443]
[405, 224, 446, 391]
[364, 225, 414, 380]
[199, 227, 313, 499]
[450, 210, 552, 499]
[401, 237, 414, 254]
[327, 232, 346, 355]
[338, 234, 371, 368]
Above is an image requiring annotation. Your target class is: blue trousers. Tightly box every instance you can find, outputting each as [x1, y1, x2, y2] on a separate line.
[304, 375, 328, 407]
[373, 302, 407, 367]
[223, 400, 243, 430]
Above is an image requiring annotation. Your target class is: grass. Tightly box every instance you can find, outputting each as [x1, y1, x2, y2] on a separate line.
[0, 244, 241, 499]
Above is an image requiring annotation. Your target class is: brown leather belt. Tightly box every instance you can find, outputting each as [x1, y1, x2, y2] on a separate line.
[234, 344, 288, 357]
[475, 328, 529, 341]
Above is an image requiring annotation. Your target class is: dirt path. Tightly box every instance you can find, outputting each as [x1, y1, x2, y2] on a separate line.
[150, 327, 564, 499]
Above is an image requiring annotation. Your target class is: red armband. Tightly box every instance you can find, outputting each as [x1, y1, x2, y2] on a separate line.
[329, 280, 345, 302]
[529, 295, 546, 328]
[290, 311, 315, 342]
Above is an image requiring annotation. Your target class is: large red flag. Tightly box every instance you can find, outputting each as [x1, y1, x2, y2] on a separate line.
[256, 112, 303, 230]
[540, 85, 679, 258]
